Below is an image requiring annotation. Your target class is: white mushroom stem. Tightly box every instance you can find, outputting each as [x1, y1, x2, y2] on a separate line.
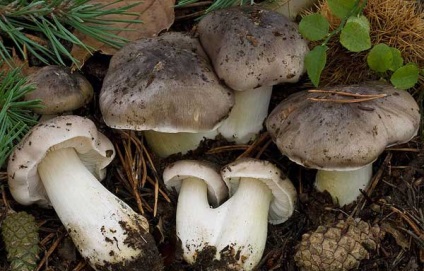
[315, 164, 373, 206]
[38, 147, 150, 269]
[177, 177, 272, 270]
[144, 129, 218, 158]
[176, 177, 219, 259]
[218, 86, 273, 144]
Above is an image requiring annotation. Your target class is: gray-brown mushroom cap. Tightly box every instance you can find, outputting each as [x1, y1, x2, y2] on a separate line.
[266, 81, 420, 170]
[99, 32, 234, 133]
[24, 65, 93, 114]
[197, 6, 309, 91]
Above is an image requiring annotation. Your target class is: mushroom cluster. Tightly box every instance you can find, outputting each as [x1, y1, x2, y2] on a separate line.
[163, 158, 297, 270]
[99, 6, 309, 157]
[5, 3, 421, 271]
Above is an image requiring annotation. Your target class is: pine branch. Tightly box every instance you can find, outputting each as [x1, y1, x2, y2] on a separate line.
[176, 0, 254, 14]
[0, 67, 41, 167]
[0, 0, 141, 66]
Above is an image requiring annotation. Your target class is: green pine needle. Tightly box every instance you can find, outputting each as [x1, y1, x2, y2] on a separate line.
[176, 0, 254, 14]
[0, 67, 41, 167]
[0, 0, 142, 67]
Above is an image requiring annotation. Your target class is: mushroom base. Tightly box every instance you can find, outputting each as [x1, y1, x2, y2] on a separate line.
[177, 176, 272, 270]
[315, 164, 373, 206]
[217, 86, 272, 144]
[144, 129, 218, 157]
[37, 147, 162, 270]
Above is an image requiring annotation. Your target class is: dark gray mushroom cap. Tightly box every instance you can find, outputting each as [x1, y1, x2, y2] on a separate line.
[266, 81, 420, 170]
[197, 6, 309, 91]
[99, 32, 234, 133]
[24, 65, 93, 114]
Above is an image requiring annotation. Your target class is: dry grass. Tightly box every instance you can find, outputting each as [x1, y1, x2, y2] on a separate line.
[309, 0, 424, 88]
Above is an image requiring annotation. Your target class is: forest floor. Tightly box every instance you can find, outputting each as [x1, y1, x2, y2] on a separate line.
[0, 2, 423, 271]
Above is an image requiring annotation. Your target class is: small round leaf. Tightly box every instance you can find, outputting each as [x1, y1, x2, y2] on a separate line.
[389, 47, 404, 71]
[299, 14, 330, 41]
[305, 45, 328, 87]
[327, 0, 357, 19]
[390, 63, 420, 89]
[367, 43, 393, 72]
[340, 15, 371, 52]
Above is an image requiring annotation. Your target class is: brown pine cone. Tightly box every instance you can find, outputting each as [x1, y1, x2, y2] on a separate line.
[294, 218, 384, 271]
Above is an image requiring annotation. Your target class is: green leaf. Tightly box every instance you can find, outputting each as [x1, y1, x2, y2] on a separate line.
[390, 63, 420, 89]
[367, 43, 393, 72]
[299, 14, 330, 41]
[339, 15, 371, 52]
[305, 45, 328, 87]
[389, 47, 404, 71]
[327, 0, 357, 19]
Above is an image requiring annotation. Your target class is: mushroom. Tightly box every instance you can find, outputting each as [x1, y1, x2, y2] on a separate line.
[163, 158, 297, 270]
[266, 81, 420, 206]
[24, 65, 93, 118]
[7, 115, 163, 270]
[99, 32, 234, 157]
[197, 6, 309, 144]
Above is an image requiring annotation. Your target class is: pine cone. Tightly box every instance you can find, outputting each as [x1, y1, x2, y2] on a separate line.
[1, 211, 40, 271]
[294, 218, 384, 271]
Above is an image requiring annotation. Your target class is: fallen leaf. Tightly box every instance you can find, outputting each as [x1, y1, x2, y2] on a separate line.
[260, 0, 318, 20]
[381, 222, 410, 250]
[71, 0, 175, 66]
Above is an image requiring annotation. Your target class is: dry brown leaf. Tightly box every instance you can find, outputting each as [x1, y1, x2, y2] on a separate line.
[71, 0, 175, 66]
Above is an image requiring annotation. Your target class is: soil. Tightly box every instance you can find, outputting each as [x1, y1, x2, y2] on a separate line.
[0, 3, 423, 271]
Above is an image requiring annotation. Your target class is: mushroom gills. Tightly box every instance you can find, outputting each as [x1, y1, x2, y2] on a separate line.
[144, 129, 219, 157]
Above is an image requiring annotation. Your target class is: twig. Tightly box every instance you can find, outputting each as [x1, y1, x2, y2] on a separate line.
[237, 132, 270, 159]
[175, 1, 213, 8]
[308, 89, 387, 98]
[206, 145, 250, 154]
[352, 153, 392, 216]
[72, 261, 87, 271]
[255, 138, 272, 159]
[308, 96, 386, 103]
[307, 89, 387, 103]
[114, 138, 145, 215]
[175, 10, 206, 20]
[389, 206, 424, 239]
[36, 231, 66, 271]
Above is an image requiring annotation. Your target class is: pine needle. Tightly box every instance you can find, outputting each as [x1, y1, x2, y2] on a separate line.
[0, 0, 142, 66]
[176, 0, 254, 14]
[0, 67, 41, 167]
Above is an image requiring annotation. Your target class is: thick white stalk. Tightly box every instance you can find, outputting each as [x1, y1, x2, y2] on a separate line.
[218, 86, 272, 144]
[38, 147, 151, 269]
[176, 177, 223, 263]
[177, 177, 272, 270]
[214, 177, 272, 270]
[144, 129, 218, 157]
[315, 164, 373, 206]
